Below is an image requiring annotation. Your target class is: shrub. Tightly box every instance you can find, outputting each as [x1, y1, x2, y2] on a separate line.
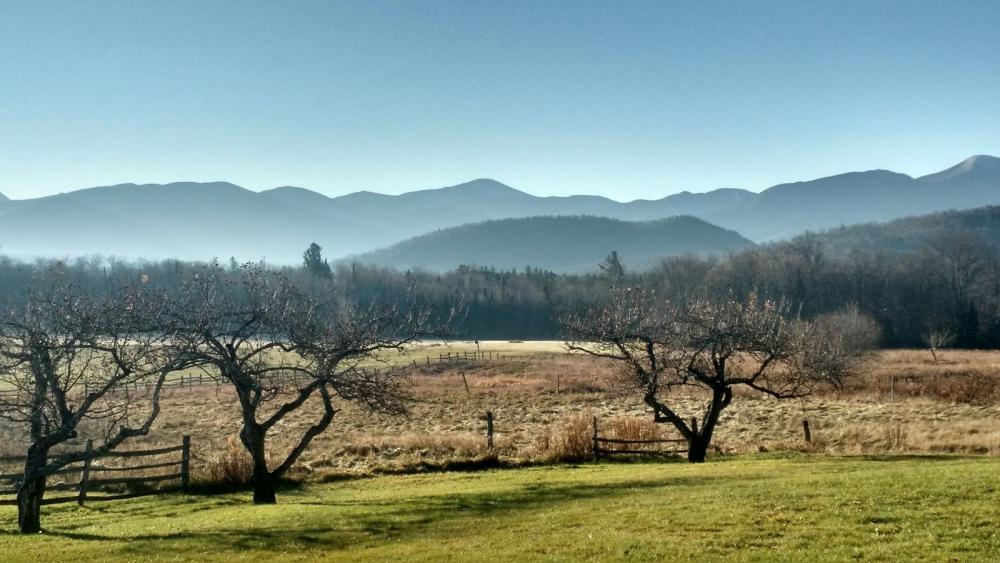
[204, 436, 255, 487]
[539, 413, 593, 462]
[603, 416, 663, 451]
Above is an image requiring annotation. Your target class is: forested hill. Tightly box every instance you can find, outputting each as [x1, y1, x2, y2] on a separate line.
[351, 215, 752, 273]
[808, 205, 1000, 256]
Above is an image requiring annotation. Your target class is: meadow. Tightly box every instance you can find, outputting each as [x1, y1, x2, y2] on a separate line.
[2, 341, 996, 482]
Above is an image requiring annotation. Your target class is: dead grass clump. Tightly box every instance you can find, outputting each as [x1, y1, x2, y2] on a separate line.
[535, 413, 593, 462]
[605, 416, 661, 441]
[365, 432, 486, 455]
[202, 436, 254, 487]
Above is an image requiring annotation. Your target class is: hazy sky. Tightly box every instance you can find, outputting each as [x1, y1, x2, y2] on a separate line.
[2, 1, 998, 201]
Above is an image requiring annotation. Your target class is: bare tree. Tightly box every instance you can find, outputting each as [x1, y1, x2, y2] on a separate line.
[169, 264, 438, 504]
[0, 276, 177, 533]
[562, 290, 876, 462]
[923, 329, 955, 362]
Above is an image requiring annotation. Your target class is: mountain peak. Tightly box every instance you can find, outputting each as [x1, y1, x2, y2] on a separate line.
[260, 185, 329, 198]
[400, 178, 529, 202]
[0, 192, 8, 202]
[919, 155, 1000, 183]
[447, 178, 520, 193]
[962, 154, 1000, 169]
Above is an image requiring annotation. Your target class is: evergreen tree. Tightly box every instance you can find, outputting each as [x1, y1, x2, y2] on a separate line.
[599, 250, 625, 285]
[302, 242, 333, 279]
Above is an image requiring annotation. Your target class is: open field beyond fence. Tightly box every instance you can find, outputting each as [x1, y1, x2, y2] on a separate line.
[1, 343, 998, 485]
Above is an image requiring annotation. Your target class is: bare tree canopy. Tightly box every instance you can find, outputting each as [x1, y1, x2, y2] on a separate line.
[562, 290, 878, 462]
[0, 273, 179, 533]
[167, 263, 445, 504]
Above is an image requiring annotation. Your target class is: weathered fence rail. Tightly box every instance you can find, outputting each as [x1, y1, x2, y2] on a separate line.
[0, 435, 190, 506]
[591, 417, 687, 460]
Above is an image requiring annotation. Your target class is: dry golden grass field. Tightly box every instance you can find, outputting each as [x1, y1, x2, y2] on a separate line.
[2, 342, 999, 485]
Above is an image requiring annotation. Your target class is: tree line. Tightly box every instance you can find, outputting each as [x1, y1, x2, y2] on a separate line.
[2, 228, 998, 348]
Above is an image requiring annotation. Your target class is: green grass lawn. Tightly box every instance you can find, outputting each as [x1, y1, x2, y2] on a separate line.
[1, 456, 998, 561]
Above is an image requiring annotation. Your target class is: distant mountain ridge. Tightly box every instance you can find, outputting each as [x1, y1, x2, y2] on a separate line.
[0, 155, 997, 264]
[707, 156, 1000, 240]
[352, 215, 753, 273]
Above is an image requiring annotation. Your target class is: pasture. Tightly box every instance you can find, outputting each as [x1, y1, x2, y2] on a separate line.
[2, 342, 998, 481]
[1, 456, 998, 561]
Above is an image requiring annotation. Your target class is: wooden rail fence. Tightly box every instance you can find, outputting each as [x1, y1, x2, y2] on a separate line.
[0, 435, 191, 506]
[590, 417, 687, 460]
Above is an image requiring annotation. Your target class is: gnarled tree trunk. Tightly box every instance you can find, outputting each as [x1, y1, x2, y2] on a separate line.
[684, 386, 731, 463]
[241, 421, 276, 505]
[17, 447, 49, 534]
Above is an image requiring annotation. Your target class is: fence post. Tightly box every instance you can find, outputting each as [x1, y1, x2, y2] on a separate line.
[486, 411, 494, 451]
[556, 373, 561, 395]
[802, 419, 812, 443]
[592, 416, 599, 462]
[890, 375, 895, 402]
[180, 435, 191, 492]
[77, 439, 93, 506]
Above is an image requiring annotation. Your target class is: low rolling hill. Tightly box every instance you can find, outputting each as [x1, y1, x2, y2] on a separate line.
[351, 215, 752, 273]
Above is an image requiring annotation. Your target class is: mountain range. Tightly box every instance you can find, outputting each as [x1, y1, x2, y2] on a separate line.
[0, 155, 997, 266]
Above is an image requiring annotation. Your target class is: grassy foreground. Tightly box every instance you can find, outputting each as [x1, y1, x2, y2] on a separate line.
[1, 456, 998, 561]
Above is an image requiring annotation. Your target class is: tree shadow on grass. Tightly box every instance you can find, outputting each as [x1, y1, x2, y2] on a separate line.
[850, 454, 980, 463]
[26, 473, 732, 558]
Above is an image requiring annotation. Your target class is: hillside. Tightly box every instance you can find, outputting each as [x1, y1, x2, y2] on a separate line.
[0, 155, 996, 263]
[352, 215, 752, 273]
[809, 204, 1000, 256]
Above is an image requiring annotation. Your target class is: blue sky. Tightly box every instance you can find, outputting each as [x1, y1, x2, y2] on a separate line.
[1, 1, 998, 201]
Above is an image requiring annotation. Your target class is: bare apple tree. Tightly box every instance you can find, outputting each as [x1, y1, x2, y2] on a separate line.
[0, 276, 178, 533]
[562, 289, 876, 462]
[168, 264, 440, 504]
[923, 329, 955, 362]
